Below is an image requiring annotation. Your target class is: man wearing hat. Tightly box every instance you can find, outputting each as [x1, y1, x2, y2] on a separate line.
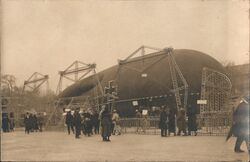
[65, 111, 74, 135]
[100, 106, 112, 141]
[135, 109, 142, 133]
[226, 95, 249, 153]
[73, 108, 82, 139]
[159, 106, 169, 137]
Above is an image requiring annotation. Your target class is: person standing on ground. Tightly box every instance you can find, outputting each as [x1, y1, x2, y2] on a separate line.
[73, 109, 82, 139]
[9, 112, 15, 132]
[2, 113, 10, 132]
[101, 106, 112, 141]
[142, 111, 149, 133]
[135, 109, 142, 133]
[187, 105, 197, 136]
[65, 111, 74, 135]
[112, 109, 121, 135]
[226, 95, 249, 153]
[177, 108, 187, 136]
[168, 108, 176, 136]
[33, 114, 39, 132]
[92, 111, 100, 134]
[83, 111, 92, 136]
[159, 107, 169, 137]
[37, 113, 44, 132]
[29, 114, 35, 132]
[24, 112, 31, 134]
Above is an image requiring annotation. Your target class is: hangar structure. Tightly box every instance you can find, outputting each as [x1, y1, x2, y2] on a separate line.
[56, 46, 232, 122]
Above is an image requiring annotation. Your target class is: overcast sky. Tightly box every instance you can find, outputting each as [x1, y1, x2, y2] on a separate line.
[1, 0, 249, 91]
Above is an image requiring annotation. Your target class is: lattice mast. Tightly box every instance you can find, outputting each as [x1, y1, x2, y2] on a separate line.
[22, 72, 49, 94]
[56, 61, 101, 94]
[45, 61, 104, 128]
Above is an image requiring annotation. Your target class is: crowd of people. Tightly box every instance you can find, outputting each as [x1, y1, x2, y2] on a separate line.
[24, 112, 45, 134]
[134, 105, 198, 137]
[64, 106, 121, 141]
[2, 112, 15, 132]
[4, 96, 248, 153]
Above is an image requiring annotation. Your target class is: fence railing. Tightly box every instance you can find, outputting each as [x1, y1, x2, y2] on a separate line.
[120, 117, 160, 135]
[119, 117, 231, 136]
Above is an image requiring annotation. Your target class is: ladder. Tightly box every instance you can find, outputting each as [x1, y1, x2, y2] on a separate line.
[168, 55, 182, 109]
[166, 48, 189, 111]
[45, 98, 61, 128]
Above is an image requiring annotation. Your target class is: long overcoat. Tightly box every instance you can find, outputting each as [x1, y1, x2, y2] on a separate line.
[177, 109, 186, 131]
[187, 107, 197, 132]
[101, 110, 112, 137]
[228, 101, 249, 139]
[159, 111, 168, 129]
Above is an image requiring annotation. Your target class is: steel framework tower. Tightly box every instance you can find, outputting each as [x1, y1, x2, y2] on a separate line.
[56, 61, 100, 95]
[46, 61, 103, 128]
[22, 72, 49, 94]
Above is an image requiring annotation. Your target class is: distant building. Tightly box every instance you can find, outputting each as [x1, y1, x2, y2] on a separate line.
[226, 63, 249, 96]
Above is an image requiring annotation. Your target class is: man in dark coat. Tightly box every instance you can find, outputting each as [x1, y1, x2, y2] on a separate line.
[73, 110, 82, 139]
[226, 95, 249, 153]
[33, 114, 39, 132]
[83, 112, 92, 136]
[159, 107, 169, 137]
[9, 112, 15, 132]
[100, 106, 112, 141]
[187, 105, 197, 136]
[92, 111, 100, 134]
[65, 111, 74, 135]
[24, 112, 32, 134]
[135, 109, 142, 133]
[168, 108, 176, 136]
[29, 114, 35, 132]
[37, 113, 44, 132]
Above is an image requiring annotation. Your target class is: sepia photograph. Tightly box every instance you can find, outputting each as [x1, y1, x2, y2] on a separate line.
[0, 0, 249, 161]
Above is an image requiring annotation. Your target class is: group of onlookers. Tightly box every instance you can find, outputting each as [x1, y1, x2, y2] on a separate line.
[134, 106, 197, 137]
[65, 110, 100, 138]
[65, 107, 121, 141]
[159, 106, 197, 137]
[24, 112, 44, 134]
[2, 112, 15, 132]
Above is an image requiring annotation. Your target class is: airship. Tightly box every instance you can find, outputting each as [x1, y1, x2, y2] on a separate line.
[58, 47, 225, 117]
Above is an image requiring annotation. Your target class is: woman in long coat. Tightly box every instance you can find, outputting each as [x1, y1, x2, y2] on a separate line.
[101, 106, 112, 141]
[177, 108, 187, 136]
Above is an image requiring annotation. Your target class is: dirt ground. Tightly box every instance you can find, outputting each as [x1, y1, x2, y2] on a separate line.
[1, 131, 249, 162]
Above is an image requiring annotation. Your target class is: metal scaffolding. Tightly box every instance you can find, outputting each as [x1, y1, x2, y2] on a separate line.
[104, 80, 118, 112]
[22, 72, 49, 94]
[46, 61, 103, 128]
[56, 61, 101, 94]
[199, 67, 232, 135]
